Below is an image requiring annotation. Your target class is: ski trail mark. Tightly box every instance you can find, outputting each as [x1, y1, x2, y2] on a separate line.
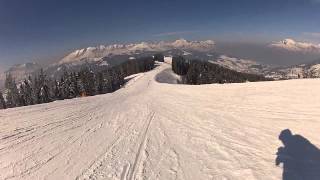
[128, 112, 155, 180]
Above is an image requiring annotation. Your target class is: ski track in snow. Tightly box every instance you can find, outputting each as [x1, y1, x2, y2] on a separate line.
[1, 63, 320, 179]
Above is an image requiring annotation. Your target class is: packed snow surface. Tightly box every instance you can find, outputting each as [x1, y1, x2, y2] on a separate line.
[1, 63, 320, 180]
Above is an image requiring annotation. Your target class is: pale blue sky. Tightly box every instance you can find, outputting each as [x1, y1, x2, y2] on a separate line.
[0, 0, 320, 69]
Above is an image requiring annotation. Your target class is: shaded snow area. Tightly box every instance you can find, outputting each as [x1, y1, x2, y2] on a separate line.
[155, 68, 181, 84]
[1, 63, 320, 179]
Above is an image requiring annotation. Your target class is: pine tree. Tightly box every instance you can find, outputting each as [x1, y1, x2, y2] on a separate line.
[87, 70, 96, 96]
[18, 83, 27, 106]
[79, 67, 96, 96]
[4, 73, 19, 108]
[33, 69, 52, 104]
[59, 77, 66, 99]
[61, 72, 71, 99]
[33, 76, 41, 104]
[24, 78, 34, 105]
[103, 69, 113, 93]
[40, 84, 51, 103]
[153, 53, 164, 62]
[72, 72, 80, 97]
[0, 91, 6, 109]
[67, 73, 75, 98]
[53, 80, 61, 100]
[97, 72, 105, 94]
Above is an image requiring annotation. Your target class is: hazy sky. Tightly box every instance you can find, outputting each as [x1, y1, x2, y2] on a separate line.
[0, 0, 320, 69]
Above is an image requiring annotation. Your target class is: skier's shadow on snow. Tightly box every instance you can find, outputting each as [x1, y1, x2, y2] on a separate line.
[276, 129, 320, 180]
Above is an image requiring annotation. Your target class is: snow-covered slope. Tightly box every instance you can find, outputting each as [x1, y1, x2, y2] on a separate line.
[59, 39, 215, 65]
[1, 63, 320, 179]
[270, 38, 320, 53]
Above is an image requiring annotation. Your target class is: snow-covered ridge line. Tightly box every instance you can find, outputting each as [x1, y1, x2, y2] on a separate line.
[270, 38, 320, 53]
[59, 39, 215, 65]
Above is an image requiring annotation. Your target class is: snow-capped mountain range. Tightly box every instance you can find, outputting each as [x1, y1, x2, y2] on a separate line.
[0, 39, 215, 88]
[59, 39, 215, 65]
[270, 38, 320, 53]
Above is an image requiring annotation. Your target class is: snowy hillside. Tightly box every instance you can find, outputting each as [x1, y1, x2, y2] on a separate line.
[59, 39, 215, 65]
[209, 55, 269, 74]
[1, 63, 320, 179]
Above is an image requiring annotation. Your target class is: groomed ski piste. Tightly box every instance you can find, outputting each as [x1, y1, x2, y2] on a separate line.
[1, 62, 320, 180]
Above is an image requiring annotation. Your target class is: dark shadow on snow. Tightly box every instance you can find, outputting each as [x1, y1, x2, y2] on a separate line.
[155, 68, 182, 84]
[276, 129, 320, 180]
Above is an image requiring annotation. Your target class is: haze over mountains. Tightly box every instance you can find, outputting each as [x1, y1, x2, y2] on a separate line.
[216, 39, 320, 65]
[1, 38, 320, 89]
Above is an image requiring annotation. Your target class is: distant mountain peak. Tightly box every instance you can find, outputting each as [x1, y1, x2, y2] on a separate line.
[270, 38, 320, 53]
[281, 38, 296, 45]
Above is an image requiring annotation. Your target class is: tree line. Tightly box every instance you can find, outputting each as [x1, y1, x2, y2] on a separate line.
[172, 56, 271, 85]
[0, 57, 155, 109]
